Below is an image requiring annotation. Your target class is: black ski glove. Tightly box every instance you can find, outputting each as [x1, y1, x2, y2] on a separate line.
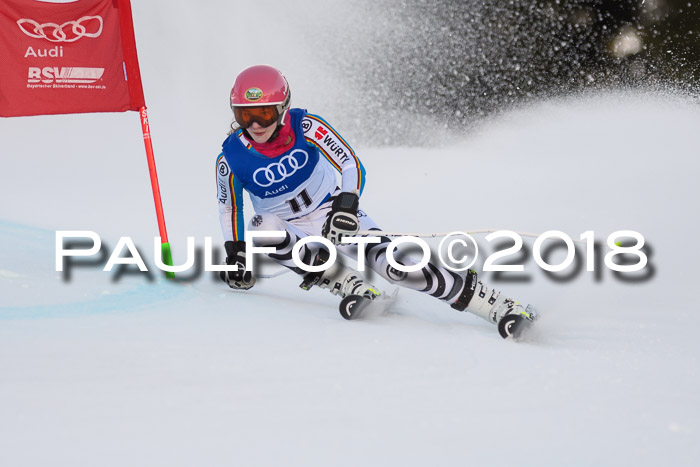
[321, 192, 360, 244]
[219, 241, 256, 290]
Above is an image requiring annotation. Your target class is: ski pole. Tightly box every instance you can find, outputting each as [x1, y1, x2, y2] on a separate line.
[357, 229, 597, 245]
[254, 229, 610, 280]
[255, 269, 292, 279]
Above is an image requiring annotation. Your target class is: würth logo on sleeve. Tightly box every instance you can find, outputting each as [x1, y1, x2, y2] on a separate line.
[17, 16, 103, 43]
[315, 126, 328, 140]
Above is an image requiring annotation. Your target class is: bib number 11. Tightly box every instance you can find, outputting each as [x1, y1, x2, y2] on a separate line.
[286, 189, 313, 214]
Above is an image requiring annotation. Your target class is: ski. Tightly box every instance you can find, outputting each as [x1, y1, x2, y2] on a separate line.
[338, 288, 399, 320]
[497, 304, 538, 340]
[337, 289, 537, 341]
[339, 294, 371, 320]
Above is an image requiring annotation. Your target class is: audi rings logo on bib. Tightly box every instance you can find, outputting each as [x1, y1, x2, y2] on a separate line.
[253, 150, 309, 187]
[17, 16, 103, 43]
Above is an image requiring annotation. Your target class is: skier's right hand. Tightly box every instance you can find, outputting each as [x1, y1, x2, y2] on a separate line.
[322, 192, 360, 244]
[220, 241, 256, 290]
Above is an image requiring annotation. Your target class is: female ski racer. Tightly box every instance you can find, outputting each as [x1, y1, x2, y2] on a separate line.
[216, 65, 536, 335]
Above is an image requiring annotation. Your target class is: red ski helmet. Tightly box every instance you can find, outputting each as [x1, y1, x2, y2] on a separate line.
[230, 65, 291, 128]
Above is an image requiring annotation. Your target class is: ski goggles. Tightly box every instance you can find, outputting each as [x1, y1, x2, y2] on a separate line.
[233, 105, 279, 128]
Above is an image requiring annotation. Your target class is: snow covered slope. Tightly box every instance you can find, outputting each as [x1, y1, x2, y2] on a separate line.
[2, 1, 700, 465]
[2, 91, 699, 467]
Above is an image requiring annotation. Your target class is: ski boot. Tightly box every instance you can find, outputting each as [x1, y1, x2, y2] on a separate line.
[300, 249, 381, 298]
[451, 270, 538, 339]
[300, 249, 382, 320]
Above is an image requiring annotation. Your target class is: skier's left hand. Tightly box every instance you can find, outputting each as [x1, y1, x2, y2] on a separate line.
[322, 192, 360, 244]
[220, 241, 256, 290]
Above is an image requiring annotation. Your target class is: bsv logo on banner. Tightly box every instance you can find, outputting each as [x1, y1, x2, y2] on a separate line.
[253, 149, 309, 187]
[28, 67, 105, 84]
[17, 16, 103, 43]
